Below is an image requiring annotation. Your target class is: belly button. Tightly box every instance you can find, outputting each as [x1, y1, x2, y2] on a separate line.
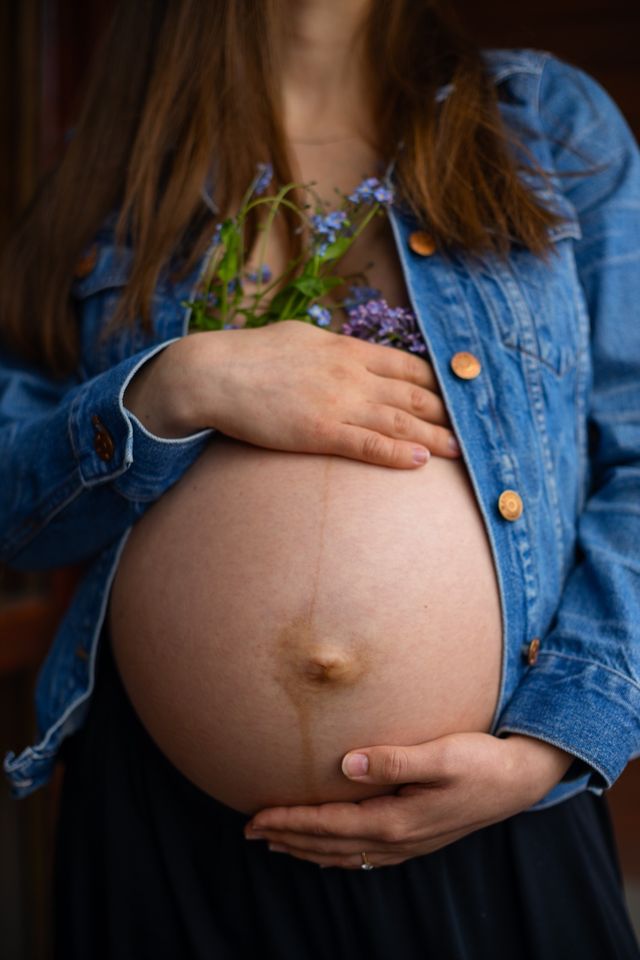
[302, 646, 360, 685]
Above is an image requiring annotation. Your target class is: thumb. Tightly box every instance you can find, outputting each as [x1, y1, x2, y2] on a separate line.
[341, 742, 443, 785]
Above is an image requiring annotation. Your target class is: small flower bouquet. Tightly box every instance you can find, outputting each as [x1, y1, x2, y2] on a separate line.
[185, 163, 427, 357]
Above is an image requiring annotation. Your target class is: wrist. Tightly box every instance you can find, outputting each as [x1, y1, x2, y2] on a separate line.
[123, 337, 206, 439]
[501, 733, 574, 802]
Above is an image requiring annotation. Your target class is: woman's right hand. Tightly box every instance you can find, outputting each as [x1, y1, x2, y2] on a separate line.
[124, 321, 461, 469]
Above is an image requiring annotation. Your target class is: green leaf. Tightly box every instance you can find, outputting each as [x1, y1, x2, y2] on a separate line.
[320, 237, 352, 261]
[217, 250, 238, 283]
[316, 275, 343, 291]
[291, 276, 326, 298]
[244, 313, 271, 328]
[264, 286, 298, 316]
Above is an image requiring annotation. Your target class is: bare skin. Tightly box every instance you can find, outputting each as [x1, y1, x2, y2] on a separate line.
[120, 0, 574, 870]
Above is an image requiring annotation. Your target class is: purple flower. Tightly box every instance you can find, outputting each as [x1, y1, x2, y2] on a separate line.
[340, 298, 427, 356]
[253, 162, 273, 196]
[307, 304, 332, 327]
[245, 265, 272, 284]
[348, 177, 394, 206]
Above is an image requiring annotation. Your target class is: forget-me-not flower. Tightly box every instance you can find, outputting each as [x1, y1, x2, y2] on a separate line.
[307, 304, 332, 327]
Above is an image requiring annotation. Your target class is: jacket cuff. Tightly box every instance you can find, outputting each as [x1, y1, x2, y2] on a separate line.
[494, 651, 640, 790]
[69, 338, 214, 500]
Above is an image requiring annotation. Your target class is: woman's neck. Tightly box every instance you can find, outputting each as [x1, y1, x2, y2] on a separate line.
[281, 0, 374, 143]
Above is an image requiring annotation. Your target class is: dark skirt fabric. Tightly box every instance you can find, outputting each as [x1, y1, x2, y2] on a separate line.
[53, 626, 640, 960]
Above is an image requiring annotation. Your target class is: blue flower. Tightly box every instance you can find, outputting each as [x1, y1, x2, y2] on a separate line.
[344, 285, 382, 309]
[311, 210, 348, 255]
[324, 210, 348, 231]
[307, 304, 332, 327]
[348, 177, 395, 206]
[312, 210, 347, 237]
[253, 162, 273, 196]
[245, 265, 272, 284]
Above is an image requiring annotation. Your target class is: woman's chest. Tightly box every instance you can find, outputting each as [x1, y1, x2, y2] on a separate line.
[238, 141, 414, 328]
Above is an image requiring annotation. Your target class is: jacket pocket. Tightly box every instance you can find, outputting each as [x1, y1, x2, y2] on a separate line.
[72, 245, 155, 376]
[482, 189, 586, 378]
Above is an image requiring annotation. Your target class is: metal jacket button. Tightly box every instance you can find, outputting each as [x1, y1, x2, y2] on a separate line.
[408, 231, 436, 256]
[523, 637, 541, 665]
[450, 352, 482, 380]
[498, 489, 523, 521]
[91, 414, 115, 462]
[74, 245, 98, 278]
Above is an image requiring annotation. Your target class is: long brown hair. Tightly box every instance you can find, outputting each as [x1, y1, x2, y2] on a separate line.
[1, 0, 569, 379]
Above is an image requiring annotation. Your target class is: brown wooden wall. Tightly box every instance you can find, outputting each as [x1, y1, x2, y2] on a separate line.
[456, 0, 640, 134]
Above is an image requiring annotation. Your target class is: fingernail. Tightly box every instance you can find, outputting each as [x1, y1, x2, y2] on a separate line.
[268, 843, 287, 853]
[342, 753, 369, 777]
[412, 448, 430, 465]
[448, 436, 460, 454]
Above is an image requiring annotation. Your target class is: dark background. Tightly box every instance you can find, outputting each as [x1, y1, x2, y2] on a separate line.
[1, 2, 639, 957]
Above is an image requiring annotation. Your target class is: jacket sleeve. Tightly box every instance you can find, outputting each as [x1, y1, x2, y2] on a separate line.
[0, 336, 214, 570]
[495, 54, 640, 789]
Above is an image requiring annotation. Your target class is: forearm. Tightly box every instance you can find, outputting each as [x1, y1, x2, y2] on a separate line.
[1, 339, 215, 569]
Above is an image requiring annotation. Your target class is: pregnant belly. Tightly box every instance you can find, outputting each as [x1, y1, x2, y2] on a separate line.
[107, 436, 503, 815]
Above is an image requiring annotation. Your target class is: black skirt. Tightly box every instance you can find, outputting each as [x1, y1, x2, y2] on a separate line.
[53, 626, 640, 960]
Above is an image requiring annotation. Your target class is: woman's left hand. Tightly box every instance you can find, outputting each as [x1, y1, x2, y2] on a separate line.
[244, 733, 574, 869]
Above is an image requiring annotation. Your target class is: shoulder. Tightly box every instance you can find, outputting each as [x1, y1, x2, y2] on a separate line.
[480, 48, 634, 156]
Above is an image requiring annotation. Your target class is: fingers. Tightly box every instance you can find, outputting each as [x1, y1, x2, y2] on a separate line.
[349, 341, 461, 459]
[266, 844, 400, 870]
[264, 822, 474, 868]
[249, 831, 374, 857]
[341, 738, 466, 787]
[356, 403, 460, 460]
[372, 378, 451, 429]
[355, 338, 437, 391]
[248, 793, 408, 842]
[327, 423, 432, 469]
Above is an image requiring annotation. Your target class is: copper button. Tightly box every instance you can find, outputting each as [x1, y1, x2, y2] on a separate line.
[74, 245, 98, 278]
[91, 414, 115, 462]
[498, 489, 523, 521]
[75, 645, 89, 661]
[450, 351, 482, 380]
[408, 231, 436, 256]
[524, 637, 540, 666]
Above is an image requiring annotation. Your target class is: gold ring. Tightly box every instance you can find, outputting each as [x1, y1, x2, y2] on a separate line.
[360, 851, 375, 871]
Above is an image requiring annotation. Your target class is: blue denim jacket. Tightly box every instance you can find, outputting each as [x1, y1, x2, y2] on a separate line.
[3, 49, 640, 808]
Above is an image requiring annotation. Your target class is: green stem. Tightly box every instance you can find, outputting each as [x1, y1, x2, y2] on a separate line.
[220, 277, 228, 325]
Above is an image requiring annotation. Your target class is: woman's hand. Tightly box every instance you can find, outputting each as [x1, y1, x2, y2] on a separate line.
[244, 733, 574, 869]
[124, 322, 460, 468]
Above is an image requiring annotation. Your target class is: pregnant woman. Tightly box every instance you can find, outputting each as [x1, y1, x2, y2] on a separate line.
[2, 1, 640, 957]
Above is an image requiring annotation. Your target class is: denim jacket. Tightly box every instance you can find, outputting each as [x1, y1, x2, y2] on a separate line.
[3, 49, 640, 808]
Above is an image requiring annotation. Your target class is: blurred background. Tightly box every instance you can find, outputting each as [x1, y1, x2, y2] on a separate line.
[1, 1, 639, 957]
